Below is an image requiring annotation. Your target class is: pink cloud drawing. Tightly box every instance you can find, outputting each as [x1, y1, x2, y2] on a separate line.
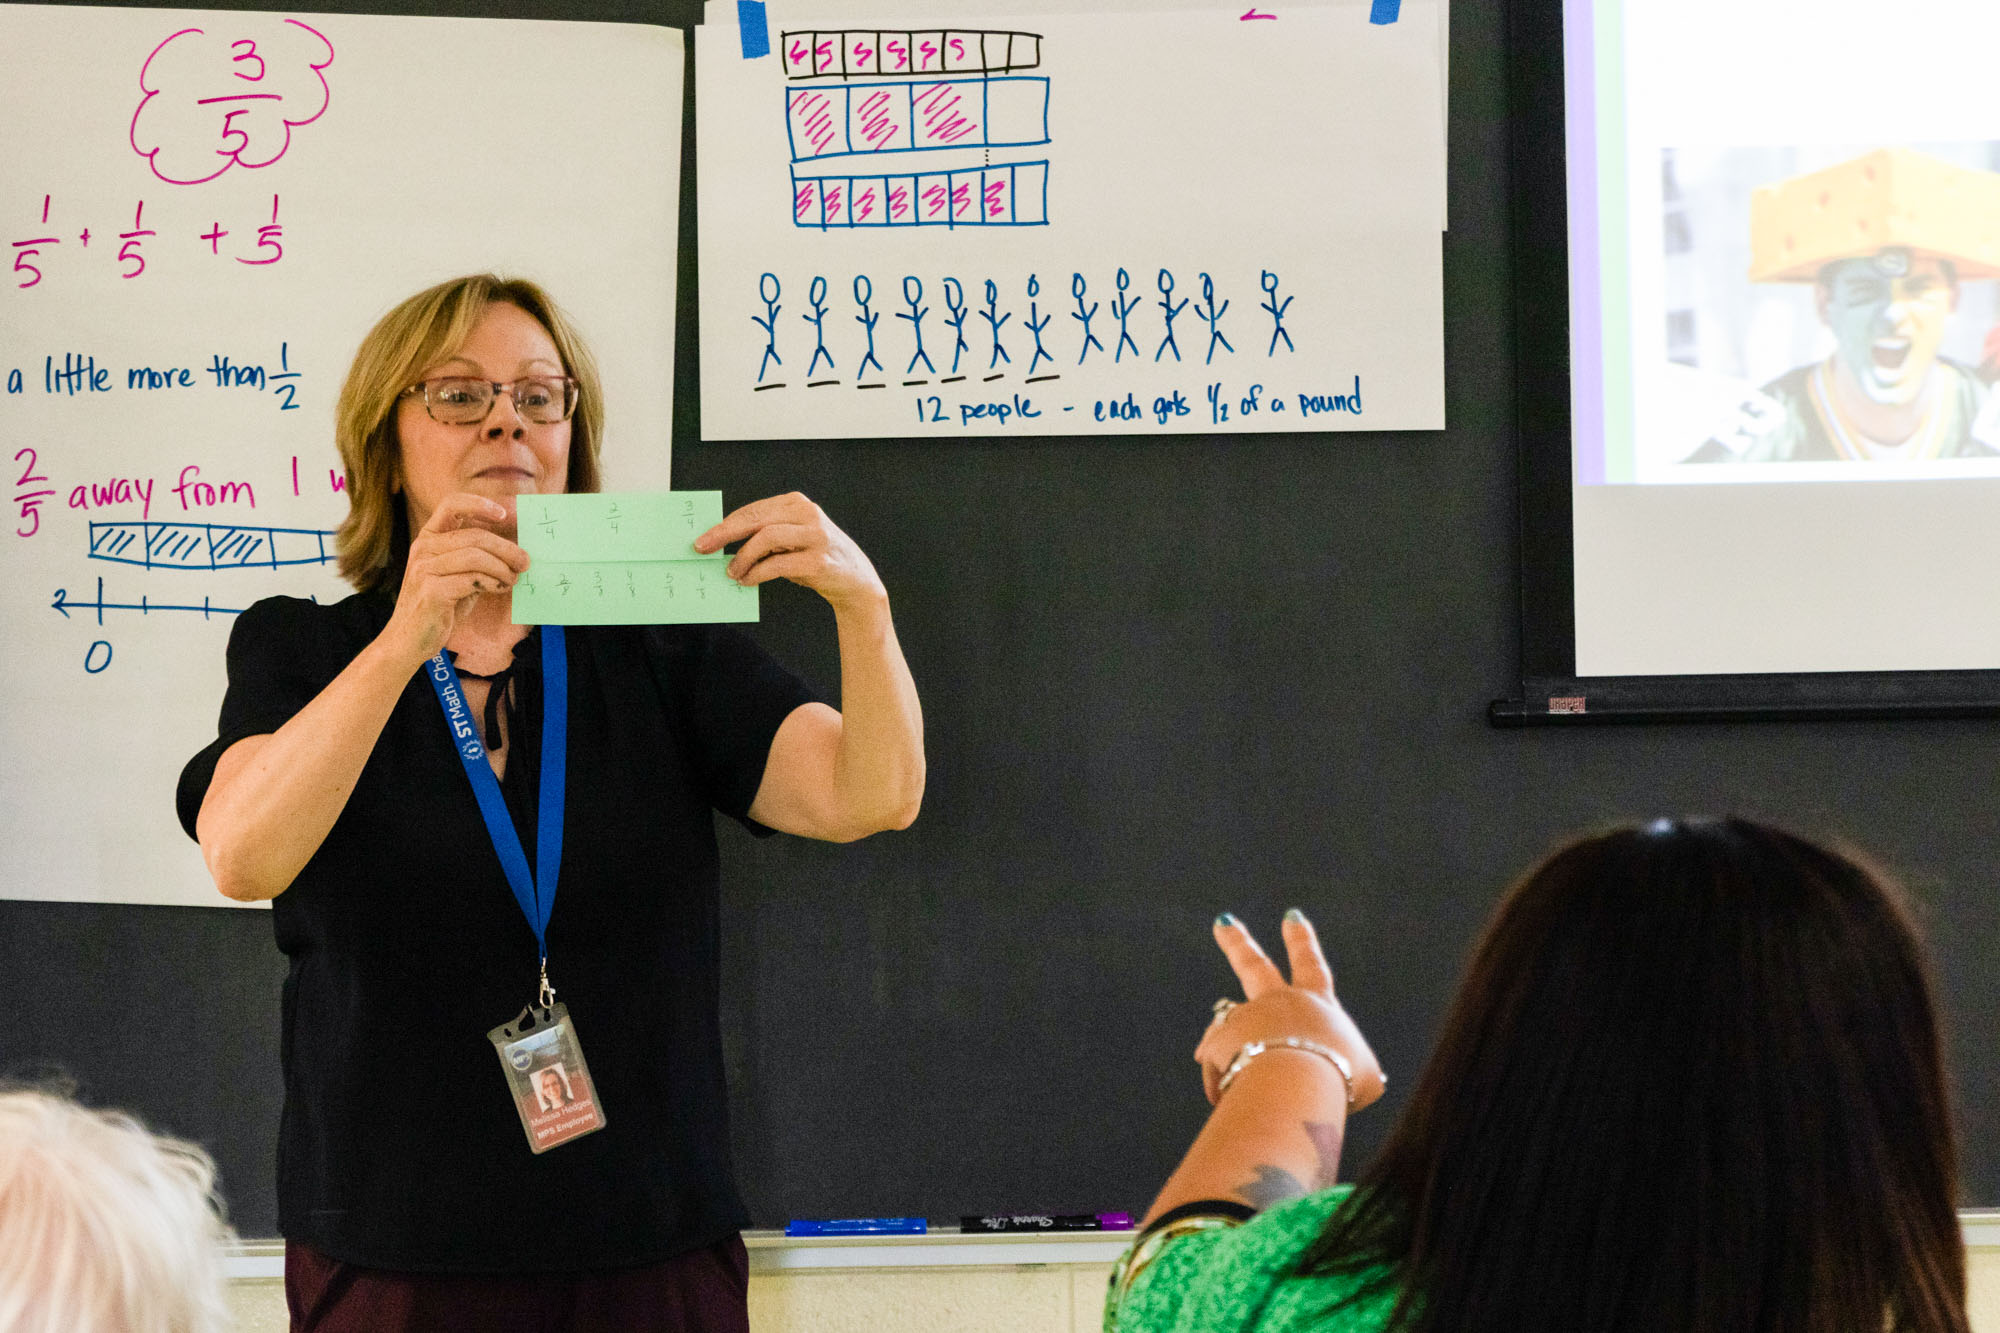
[130, 19, 335, 186]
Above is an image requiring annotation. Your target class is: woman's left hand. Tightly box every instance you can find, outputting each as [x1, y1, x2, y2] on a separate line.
[694, 493, 886, 613]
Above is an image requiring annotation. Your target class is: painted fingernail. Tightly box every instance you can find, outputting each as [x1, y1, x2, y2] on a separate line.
[1284, 907, 1307, 925]
[1215, 912, 1238, 928]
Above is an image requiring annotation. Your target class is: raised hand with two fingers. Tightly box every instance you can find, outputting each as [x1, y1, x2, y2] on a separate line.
[1196, 910, 1385, 1111]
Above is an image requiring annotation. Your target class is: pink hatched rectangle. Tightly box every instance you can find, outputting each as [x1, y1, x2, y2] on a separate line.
[911, 81, 981, 149]
[780, 33, 815, 78]
[792, 179, 821, 227]
[844, 32, 879, 75]
[848, 178, 889, 226]
[848, 86, 910, 154]
[787, 89, 846, 159]
[948, 173, 977, 223]
[909, 31, 946, 73]
[980, 169, 1013, 223]
[916, 174, 952, 224]
[819, 179, 851, 228]
[879, 32, 916, 76]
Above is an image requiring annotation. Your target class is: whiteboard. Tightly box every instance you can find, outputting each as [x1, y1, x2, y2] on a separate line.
[695, 1, 1444, 440]
[0, 5, 683, 907]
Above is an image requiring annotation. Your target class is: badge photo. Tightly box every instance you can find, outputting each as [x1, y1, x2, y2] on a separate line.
[487, 1001, 607, 1153]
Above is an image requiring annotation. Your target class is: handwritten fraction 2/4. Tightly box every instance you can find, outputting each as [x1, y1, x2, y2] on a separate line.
[780, 28, 1049, 231]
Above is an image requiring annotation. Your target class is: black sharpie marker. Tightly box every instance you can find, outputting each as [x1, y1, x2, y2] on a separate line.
[961, 1212, 1135, 1233]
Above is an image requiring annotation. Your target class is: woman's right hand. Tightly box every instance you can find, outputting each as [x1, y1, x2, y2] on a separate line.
[1195, 911, 1386, 1111]
[381, 493, 530, 665]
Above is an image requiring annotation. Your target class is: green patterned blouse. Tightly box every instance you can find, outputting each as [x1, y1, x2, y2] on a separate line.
[1104, 1188, 1401, 1333]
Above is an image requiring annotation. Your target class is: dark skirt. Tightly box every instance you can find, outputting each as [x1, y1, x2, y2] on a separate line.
[284, 1235, 750, 1333]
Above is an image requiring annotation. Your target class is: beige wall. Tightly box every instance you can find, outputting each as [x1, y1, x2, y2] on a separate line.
[225, 1246, 2000, 1332]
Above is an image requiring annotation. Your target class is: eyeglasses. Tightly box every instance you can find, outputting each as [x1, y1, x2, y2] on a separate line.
[402, 376, 579, 426]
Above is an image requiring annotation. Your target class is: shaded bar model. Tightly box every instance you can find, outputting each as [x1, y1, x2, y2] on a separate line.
[87, 521, 337, 571]
[786, 77, 1050, 162]
[779, 29, 1042, 81]
[792, 161, 1049, 229]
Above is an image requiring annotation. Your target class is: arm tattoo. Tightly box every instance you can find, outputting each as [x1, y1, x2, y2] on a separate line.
[1303, 1120, 1344, 1189]
[1237, 1164, 1309, 1211]
[1235, 1120, 1345, 1212]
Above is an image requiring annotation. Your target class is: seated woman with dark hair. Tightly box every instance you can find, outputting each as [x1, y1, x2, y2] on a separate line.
[1106, 818, 1970, 1333]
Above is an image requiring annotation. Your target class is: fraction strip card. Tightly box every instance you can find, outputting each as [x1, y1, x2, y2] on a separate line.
[696, 1, 1444, 439]
[513, 492, 759, 626]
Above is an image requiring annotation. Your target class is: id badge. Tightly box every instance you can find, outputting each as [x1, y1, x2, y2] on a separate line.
[488, 1001, 607, 1153]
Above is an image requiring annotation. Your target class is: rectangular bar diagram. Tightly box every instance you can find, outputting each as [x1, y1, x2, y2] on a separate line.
[786, 78, 1049, 161]
[792, 161, 1048, 229]
[87, 521, 337, 571]
[780, 29, 1042, 80]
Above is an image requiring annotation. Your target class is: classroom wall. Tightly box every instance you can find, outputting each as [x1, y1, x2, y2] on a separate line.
[6, 0, 1996, 1265]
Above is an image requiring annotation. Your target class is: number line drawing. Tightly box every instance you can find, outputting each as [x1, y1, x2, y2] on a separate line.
[87, 520, 338, 570]
[52, 577, 250, 624]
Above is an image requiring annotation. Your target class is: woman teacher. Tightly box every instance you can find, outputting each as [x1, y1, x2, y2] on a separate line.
[177, 275, 924, 1332]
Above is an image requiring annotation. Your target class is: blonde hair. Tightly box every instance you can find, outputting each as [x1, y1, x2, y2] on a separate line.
[0, 1089, 233, 1333]
[333, 275, 606, 591]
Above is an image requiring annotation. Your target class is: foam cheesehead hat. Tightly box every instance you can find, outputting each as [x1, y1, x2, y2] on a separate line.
[1749, 147, 2000, 282]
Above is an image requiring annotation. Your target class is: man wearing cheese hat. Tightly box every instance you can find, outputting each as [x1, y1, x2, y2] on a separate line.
[1698, 148, 2000, 462]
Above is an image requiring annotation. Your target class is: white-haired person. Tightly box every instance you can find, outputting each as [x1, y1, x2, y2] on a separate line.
[0, 1087, 233, 1333]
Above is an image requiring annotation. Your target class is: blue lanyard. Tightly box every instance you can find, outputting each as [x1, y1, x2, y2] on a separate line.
[424, 625, 567, 967]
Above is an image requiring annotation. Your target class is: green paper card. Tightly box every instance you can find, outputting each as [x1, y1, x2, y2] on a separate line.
[513, 492, 757, 626]
[513, 560, 758, 625]
[517, 491, 725, 563]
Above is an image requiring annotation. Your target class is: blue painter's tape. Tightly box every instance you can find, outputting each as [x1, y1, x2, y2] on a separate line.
[738, 0, 770, 58]
[1369, 0, 1401, 23]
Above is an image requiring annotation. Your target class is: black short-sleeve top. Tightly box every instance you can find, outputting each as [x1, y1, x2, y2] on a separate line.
[176, 590, 819, 1273]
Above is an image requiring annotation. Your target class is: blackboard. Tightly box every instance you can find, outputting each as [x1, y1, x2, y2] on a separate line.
[4, 0, 1994, 1239]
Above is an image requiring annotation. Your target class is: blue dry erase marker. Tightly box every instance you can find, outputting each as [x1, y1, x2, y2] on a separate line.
[784, 1217, 927, 1236]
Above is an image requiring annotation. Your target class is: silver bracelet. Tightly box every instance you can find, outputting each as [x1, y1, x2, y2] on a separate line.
[1216, 1037, 1355, 1107]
